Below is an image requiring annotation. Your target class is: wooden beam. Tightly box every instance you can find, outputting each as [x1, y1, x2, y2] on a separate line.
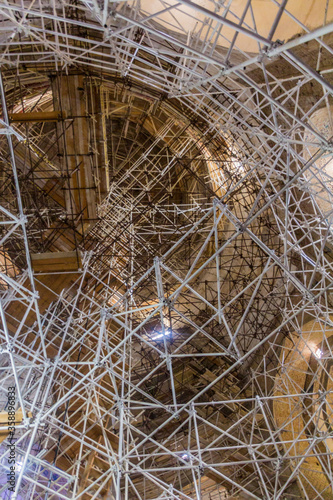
[9, 111, 67, 122]
[78, 438, 100, 495]
[0, 409, 32, 443]
[31, 251, 82, 273]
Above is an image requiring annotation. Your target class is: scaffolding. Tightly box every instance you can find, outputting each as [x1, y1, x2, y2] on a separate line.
[0, 0, 333, 499]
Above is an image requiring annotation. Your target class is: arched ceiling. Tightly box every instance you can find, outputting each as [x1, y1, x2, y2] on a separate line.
[140, 0, 333, 53]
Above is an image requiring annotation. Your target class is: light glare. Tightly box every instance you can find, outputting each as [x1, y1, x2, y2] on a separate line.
[315, 348, 323, 359]
[151, 329, 171, 340]
[16, 459, 23, 472]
